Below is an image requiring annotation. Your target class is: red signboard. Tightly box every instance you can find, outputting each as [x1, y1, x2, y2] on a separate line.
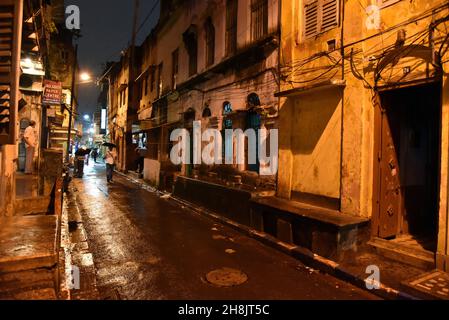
[43, 80, 62, 105]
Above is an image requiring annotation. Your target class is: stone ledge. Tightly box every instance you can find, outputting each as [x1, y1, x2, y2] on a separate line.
[173, 175, 273, 226]
[250, 196, 370, 261]
[0, 216, 59, 273]
[15, 196, 52, 216]
[251, 196, 369, 229]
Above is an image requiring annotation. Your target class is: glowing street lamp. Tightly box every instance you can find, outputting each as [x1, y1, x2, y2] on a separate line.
[80, 72, 91, 82]
[83, 114, 90, 121]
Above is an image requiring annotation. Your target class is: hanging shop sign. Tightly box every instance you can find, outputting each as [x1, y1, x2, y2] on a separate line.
[43, 80, 62, 105]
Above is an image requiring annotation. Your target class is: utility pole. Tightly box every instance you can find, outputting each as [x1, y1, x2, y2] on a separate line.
[66, 44, 78, 163]
[123, 0, 139, 171]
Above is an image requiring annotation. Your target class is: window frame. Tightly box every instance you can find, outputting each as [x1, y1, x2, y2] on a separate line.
[251, 0, 269, 41]
[303, 0, 340, 40]
[225, 0, 238, 56]
[204, 17, 215, 67]
[150, 67, 155, 92]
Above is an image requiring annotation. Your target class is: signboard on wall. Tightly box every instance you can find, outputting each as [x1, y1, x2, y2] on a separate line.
[43, 80, 62, 105]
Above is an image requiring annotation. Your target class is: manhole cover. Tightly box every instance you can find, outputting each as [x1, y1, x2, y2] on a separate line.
[403, 270, 449, 300]
[206, 268, 248, 287]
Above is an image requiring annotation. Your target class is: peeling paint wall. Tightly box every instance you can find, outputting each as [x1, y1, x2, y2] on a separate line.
[279, 0, 449, 264]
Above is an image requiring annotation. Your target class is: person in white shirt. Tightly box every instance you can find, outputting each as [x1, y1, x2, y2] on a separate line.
[105, 146, 117, 183]
[23, 120, 37, 174]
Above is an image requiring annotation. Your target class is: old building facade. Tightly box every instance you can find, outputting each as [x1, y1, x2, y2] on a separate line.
[106, 0, 280, 189]
[101, 0, 449, 271]
[278, 0, 449, 271]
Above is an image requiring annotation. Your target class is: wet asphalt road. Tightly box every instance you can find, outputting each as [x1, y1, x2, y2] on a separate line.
[70, 162, 379, 300]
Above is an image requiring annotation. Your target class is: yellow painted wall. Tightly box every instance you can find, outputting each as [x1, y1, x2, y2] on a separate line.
[289, 90, 342, 198]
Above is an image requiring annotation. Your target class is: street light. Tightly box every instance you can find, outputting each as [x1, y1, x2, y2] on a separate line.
[80, 72, 91, 82]
[83, 114, 90, 121]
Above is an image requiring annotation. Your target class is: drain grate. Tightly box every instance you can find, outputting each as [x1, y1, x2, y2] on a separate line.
[403, 270, 449, 300]
[206, 268, 248, 287]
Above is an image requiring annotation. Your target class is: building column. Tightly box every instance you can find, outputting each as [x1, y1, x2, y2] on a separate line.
[437, 70, 449, 272]
[0, 145, 17, 217]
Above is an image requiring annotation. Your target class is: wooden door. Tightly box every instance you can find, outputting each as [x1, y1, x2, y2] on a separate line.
[378, 108, 402, 238]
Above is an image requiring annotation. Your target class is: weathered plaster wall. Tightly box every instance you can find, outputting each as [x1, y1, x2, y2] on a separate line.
[290, 90, 342, 199]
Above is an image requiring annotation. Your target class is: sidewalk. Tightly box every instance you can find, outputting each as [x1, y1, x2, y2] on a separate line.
[116, 170, 447, 300]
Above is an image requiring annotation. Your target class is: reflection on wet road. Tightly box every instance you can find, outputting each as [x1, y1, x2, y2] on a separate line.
[69, 163, 379, 300]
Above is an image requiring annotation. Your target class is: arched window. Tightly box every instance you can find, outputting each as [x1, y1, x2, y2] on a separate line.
[202, 106, 211, 118]
[183, 25, 198, 76]
[184, 108, 196, 123]
[247, 93, 261, 108]
[204, 17, 215, 67]
[223, 101, 233, 129]
[222, 102, 233, 161]
[223, 101, 232, 115]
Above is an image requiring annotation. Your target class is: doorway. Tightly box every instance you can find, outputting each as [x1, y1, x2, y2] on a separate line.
[18, 118, 30, 172]
[375, 82, 440, 251]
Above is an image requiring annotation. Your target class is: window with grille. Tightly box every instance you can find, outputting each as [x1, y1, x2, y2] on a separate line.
[205, 18, 215, 67]
[304, 0, 339, 39]
[251, 0, 268, 41]
[226, 0, 238, 56]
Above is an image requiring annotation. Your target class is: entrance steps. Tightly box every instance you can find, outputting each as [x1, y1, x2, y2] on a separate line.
[0, 216, 59, 300]
[368, 237, 435, 270]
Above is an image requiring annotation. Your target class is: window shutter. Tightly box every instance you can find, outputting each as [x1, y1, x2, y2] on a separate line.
[321, 0, 339, 32]
[0, 0, 22, 144]
[304, 1, 319, 38]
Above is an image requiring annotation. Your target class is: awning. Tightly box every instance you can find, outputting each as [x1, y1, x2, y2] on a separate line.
[274, 79, 346, 97]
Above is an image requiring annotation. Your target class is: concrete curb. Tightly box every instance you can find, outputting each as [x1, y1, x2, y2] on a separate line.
[117, 171, 420, 300]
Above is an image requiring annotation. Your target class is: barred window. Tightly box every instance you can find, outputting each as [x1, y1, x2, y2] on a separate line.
[251, 0, 268, 41]
[304, 0, 339, 39]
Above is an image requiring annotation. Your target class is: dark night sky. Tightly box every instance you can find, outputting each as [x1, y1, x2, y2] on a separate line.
[68, 0, 160, 116]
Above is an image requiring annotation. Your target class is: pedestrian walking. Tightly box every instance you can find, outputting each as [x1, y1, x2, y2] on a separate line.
[134, 146, 144, 174]
[105, 146, 117, 183]
[23, 120, 37, 174]
[92, 148, 98, 163]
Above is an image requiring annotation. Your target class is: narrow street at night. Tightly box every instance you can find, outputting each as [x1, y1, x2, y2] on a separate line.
[3, 0, 449, 310]
[66, 163, 378, 300]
